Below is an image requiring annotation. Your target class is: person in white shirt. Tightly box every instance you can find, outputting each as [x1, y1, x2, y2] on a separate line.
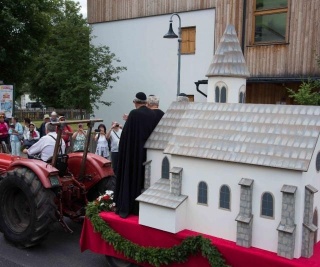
[94, 124, 109, 159]
[106, 121, 122, 173]
[23, 122, 40, 148]
[23, 123, 66, 161]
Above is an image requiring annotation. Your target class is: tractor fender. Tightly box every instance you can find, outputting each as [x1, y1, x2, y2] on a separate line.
[68, 152, 114, 188]
[7, 158, 59, 188]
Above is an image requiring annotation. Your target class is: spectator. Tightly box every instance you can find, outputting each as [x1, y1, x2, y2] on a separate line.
[114, 92, 157, 218]
[39, 114, 50, 137]
[51, 111, 58, 122]
[23, 117, 31, 140]
[72, 123, 87, 151]
[8, 117, 23, 156]
[58, 116, 73, 151]
[23, 123, 66, 161]
[23, 122, 40, 148]
[147, 95, 165, 127]
[94, 124, 109, 159]
[106, 121, 122, 174]
[0, 114, 9, 144]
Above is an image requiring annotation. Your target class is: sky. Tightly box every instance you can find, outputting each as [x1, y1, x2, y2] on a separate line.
[72, 0, 87, 18]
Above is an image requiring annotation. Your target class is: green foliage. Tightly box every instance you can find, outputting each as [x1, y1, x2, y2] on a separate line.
[86, 202, 229, 267]
[0, 0, 60, 87]
[29, 0, 126, 112]
[287, 78, 320, 105]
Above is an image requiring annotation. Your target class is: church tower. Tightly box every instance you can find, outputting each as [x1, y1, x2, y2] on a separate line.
[206, 25, 250, 103]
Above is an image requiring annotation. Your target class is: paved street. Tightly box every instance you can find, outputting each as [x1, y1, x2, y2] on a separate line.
[0, 218, 106, 267]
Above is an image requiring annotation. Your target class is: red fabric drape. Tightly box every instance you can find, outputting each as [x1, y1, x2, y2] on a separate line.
[80, 212, 320, 267]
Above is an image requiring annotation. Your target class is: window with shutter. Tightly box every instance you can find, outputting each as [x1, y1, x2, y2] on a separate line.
[181, 27, 196, 54]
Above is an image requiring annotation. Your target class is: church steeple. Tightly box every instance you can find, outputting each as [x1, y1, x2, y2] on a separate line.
[206, 25, 250, 103]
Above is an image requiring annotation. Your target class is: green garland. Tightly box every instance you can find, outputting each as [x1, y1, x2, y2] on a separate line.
[86, 202, 229, 267]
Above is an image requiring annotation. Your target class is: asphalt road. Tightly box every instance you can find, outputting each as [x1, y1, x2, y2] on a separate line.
[0, 218, 106, 267]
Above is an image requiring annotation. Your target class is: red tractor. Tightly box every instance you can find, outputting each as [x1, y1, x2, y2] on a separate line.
[0, 119, 115, 247]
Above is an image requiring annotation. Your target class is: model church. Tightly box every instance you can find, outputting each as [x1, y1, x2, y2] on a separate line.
[136, 25, 320, 260]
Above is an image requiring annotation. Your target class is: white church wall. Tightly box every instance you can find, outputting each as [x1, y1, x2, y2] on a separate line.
[302, 138, 320, 243]
[146, 150, 172, 185]
[207, 77, 246, 103]
[171, 155, 303, 256]
[91, 9, 215, 126]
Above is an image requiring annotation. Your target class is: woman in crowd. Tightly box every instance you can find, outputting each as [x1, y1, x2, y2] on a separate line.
[58, 115, 73, 152]
[106, 121, 122, 174]
[0, 114, 9, 152]
[94, 123, 109, 159]
[24, 122, 40, 148]
[72, 123, 87, 151]
[8, 117, 23, 156]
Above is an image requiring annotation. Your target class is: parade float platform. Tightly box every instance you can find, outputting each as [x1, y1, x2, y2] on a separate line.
[80, 212, 320, 267]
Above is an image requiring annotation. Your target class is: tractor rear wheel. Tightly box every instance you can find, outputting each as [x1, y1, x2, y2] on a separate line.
[87, 175, 116, 201]
[0, 168, 56, 247]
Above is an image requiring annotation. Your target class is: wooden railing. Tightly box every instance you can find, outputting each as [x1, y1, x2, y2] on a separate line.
[14, 109, 90, 121]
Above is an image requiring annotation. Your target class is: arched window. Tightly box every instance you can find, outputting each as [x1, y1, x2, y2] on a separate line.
[261, 192, 274, 218]
[239, 85, 246, 103]
[239, 92, 246, 103]
[198, 181, 208, 204]
[219, 185, 231, 210]
[161, 156, 170, 179]
[215, 86, 220, 103]
[214, 82, 228, 103]
[221, 87, 227, 103]
[316, 152, 320, 172]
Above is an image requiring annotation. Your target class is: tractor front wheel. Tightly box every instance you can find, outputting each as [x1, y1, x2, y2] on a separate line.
[0, 168, 56, 247]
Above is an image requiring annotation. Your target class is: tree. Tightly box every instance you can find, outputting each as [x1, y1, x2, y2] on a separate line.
[287, 56, 320, 105]
[287, 79, 320, 105]
[0, 0, 60, 87]
[30, 1, 126, 113]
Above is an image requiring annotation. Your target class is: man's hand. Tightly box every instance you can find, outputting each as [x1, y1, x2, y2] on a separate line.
[22, 148, 28, 154]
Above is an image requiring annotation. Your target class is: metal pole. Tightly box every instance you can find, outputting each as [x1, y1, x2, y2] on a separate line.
[170, 13, 181, 96]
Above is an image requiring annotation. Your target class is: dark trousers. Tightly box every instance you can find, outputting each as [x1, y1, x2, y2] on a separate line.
[111, 152, 119, 176]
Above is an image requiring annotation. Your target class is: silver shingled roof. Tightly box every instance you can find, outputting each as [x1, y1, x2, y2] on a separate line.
[206, 24, 250, 78]
[144, 101, 190, 150]
[147, 102, 320, 172]
[136, 179, 188, 209]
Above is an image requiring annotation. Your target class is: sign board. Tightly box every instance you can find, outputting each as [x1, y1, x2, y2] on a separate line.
[0, 85, 13, 118]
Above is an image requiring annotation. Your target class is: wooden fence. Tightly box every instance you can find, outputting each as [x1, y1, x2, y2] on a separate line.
[14, 109, 90, 121]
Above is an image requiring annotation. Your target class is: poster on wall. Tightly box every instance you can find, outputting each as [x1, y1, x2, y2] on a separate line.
[0, 85, 13, 118]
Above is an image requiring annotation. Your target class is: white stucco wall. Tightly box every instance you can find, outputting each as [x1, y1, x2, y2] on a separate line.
[91, 9, 215, 126]
[169, 156, 306, 257]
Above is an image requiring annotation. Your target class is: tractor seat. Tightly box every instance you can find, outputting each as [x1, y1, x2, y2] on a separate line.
[46, 154, 69, 176]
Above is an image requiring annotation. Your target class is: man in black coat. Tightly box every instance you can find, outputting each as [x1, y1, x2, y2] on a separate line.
[114, 92, 156, 218]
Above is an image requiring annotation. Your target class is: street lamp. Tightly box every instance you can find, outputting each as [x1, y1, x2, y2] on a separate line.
[163, 13, 181, 96]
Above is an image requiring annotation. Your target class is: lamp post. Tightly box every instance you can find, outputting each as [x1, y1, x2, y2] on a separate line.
[163, 13, 181, 96]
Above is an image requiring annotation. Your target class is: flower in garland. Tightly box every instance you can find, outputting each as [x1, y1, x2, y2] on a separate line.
[95, 190, 116, 212]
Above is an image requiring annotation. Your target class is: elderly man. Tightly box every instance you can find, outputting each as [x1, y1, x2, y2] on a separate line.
[23, 123, 66, 161]
[39, 114, 51, 137]
[147, 95, 164, 127]
[50, 111, 58, 122]
[115, 92, 157, 218]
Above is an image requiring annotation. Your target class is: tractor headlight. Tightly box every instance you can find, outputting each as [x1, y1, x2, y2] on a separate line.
[49, 175, 60, 187]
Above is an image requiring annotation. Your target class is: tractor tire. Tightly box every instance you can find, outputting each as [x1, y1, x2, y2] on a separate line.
[0, 168, 56, 248]
[87, 175, 116, 201]
[105, 256, 140, 267]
